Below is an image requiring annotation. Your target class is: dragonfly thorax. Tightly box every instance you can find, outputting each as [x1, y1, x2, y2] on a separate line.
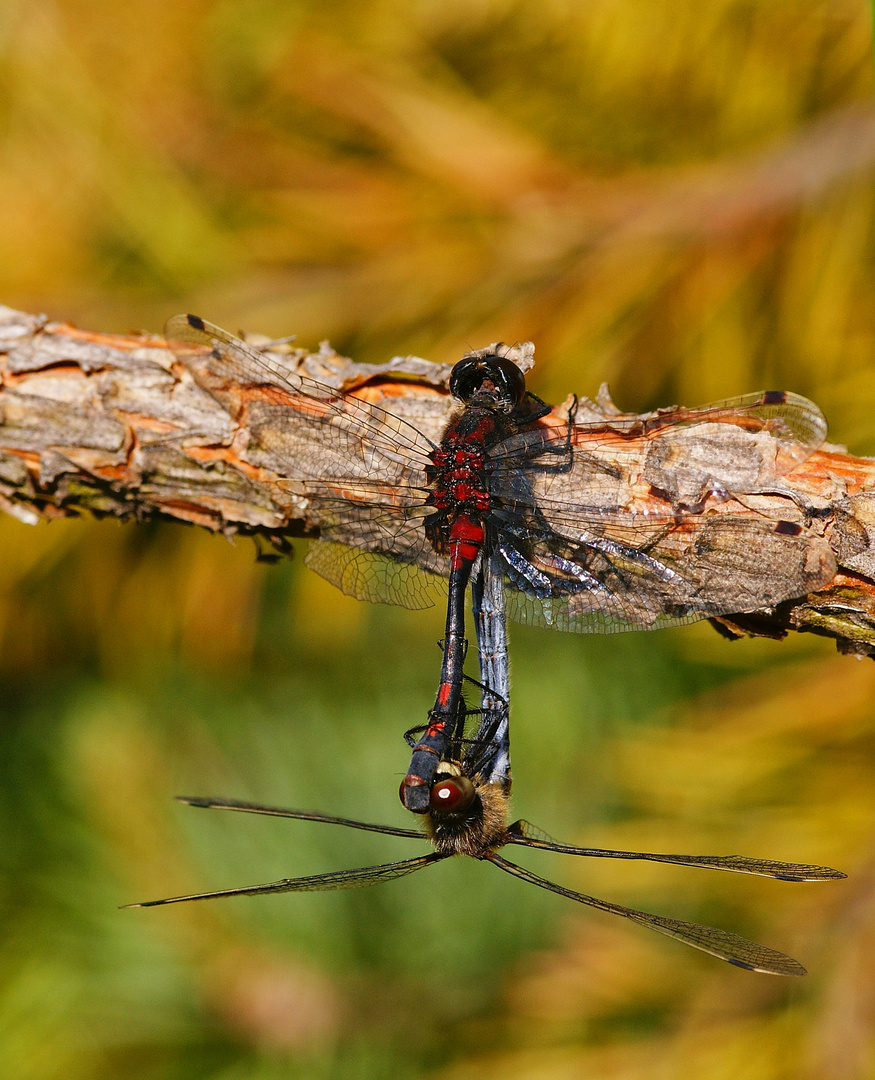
[427, 443, 490, 512]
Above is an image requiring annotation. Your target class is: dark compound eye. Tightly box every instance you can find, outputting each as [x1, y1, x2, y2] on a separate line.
[429, 776, 476, 814]
[449, 355, 526, 410]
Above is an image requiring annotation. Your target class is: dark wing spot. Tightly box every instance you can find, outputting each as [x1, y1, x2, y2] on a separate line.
[186, 314, 206, 331]
[762, 390, 787, 405]
[774, 520, 802, 536]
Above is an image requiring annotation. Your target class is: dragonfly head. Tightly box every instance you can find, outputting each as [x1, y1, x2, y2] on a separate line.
[429, 760, 476, 813]
[450, 354, 526, 413]
[423, 759, 510, 856]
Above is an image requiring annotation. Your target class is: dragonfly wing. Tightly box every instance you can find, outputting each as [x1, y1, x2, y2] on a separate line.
[305, 540, 446, 609]
[293, 487, 448, 607]
[125, 852, 445, 907]
[494, 512, 835, 634]
[177, 797, 424, 839]
[480, 385, 834, 634]
[572, 390, 826, 501]
[504, 826, 846, 880]
[490, 388, 826, 517]
[636, 390, 827, 477]
[166, 315, 436, 479]
[634, 395, 826, 506]
[486, 853, 806, 975]
[168, 316, 449, 607]
[580, 392, 823, 508]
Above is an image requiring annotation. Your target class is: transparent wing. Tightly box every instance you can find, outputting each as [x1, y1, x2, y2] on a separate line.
[492, 513, 833, 634]
[486, 853, 806, 976]
[168, 314, 447, 606]
[166, 313, 436, 472]
[505, 823, 846, 881]
[177, 796, 424, 839]
[632, 390, 827, 468]
[303, 540, 446, 609]
[298, 477, 832, 631]
[123, 852, 444, 908]
[491, 390, 826, 481]
[474, 389, 832, 634]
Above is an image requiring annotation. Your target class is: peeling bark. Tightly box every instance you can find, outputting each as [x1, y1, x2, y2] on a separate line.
[2, 305, 874, 656]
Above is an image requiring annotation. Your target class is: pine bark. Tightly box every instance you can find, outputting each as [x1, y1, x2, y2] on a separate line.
[2, 305, 874, 656]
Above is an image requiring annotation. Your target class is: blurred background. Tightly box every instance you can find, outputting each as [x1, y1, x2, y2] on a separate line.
[0, 1, 874, 1077]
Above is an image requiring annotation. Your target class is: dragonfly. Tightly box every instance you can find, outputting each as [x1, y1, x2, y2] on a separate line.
[124, 664, 846, 976]
[166, 315, 835, 812]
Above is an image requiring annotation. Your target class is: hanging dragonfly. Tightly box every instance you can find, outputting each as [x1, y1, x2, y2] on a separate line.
[124, 675, 845, 976]
[166, 316, 836, 812]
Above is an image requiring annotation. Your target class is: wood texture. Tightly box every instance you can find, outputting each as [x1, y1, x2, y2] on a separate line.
[1, 305, 874, 655]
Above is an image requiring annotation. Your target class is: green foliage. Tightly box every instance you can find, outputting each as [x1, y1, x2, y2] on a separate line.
[0, 1, 872, 1077]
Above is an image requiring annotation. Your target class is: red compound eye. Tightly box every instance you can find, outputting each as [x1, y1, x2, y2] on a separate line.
[429, 776, 476, 813]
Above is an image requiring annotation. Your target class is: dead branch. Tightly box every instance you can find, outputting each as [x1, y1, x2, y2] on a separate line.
[1, 304, 874, 657]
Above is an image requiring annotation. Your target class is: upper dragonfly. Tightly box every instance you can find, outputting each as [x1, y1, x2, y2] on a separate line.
[166, 316, 836, 811]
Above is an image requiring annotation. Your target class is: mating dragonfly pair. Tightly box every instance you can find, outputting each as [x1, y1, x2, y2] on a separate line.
[126, 316, 844, 975]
